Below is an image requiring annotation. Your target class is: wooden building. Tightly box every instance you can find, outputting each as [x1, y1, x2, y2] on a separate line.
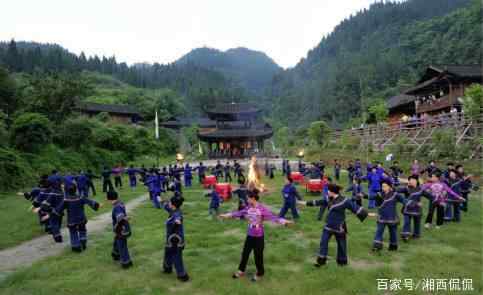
[161, 117, 216, 132]
[197, 103, 273, 158]
[406, 65, 482, 115]
[76, 102, 142, 124]
[388, 65, 482, 120]
[387, 94, 416, 125]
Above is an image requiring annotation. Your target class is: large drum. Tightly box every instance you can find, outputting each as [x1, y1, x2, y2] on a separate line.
[203, 175, 217, 188]
[306, 179, 323, 193]
[290, 171, 305, 184]
[215, 183, 232, 200]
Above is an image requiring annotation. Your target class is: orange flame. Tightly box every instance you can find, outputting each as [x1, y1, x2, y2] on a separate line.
[176, 153, 184, 161]
[247, 155, 265, 191]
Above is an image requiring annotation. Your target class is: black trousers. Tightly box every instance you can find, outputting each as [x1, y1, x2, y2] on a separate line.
[114, 176, 122, 188]
[225, 173, 232, 182]
[103, 179, 113, 192]
[88, 181, 96, 196]
[238, 236, 265, 276]
[425, 203, 444, 226]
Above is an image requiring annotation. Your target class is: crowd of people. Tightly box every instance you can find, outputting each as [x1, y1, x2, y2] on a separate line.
[21, 157, 478, 283]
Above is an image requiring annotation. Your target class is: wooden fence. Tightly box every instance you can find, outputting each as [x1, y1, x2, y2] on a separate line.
[332, 111, 483, 159]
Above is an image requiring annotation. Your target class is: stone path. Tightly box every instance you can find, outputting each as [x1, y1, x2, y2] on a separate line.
[0, 194, 148, 276]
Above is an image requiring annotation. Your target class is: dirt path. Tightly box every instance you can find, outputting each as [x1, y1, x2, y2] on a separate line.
[0, 194, 148, 277]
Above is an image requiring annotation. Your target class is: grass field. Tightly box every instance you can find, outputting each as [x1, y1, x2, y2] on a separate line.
[0, 171, 481, 295]
[0, 175, 144, 250]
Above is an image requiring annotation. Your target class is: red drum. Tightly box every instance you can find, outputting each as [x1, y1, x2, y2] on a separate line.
[215, 183, 232, 200]
[203, 175, 217, 188]
[306, 179, 323, 193]
[290, 172, 305, 184]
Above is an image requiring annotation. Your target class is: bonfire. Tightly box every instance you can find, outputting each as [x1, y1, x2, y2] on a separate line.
[247, 155, 266, 192]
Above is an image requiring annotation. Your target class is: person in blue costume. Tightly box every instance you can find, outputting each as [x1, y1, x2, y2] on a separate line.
[126, 165, 140, 189]
[279, 178, 302, 220]
[361, 167, 385, 209]
[371, 180, 407, 252]
[456, 165, 477, 212]
[206, 188, 222, 216]
[224, 161, 233, 183]
[298, 183, 368, 266]
[183, 163, 193, 188]
[108, 190, 133, 269]
[346, 177, 366, 207]
[54, 184, 100, 252]
[36, 185, 65, 243]
[194, 162, 207, 184]
[334, 159, 341, 181]
[233, 176, 249, 213]
[161, 195, 190, 282]
[397, 176, 433, 241]
[75, 171, 90, 198]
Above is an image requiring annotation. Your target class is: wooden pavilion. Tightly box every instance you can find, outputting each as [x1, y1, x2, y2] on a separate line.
[197, 103, 273, 158]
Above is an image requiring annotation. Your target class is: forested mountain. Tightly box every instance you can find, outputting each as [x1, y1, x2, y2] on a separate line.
[0, 0, 479, 128]
[269, 0, 479, 128]
[176, 47, 282, 95]
[0, 41, 251, 116]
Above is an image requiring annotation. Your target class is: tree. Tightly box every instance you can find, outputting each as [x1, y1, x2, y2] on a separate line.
[5, 39, 22, 72]
[308, 120, 332, 146]
[462, 84, 483, 120]
[11, 112, 53, 152]
[368, 100, 389, 123]
[0, 66, 17, 124]
[0, 111, 8, 147]
[24, 72, 93, 123]
[55, 116, 95, 149]
[274, 126, 290, 151]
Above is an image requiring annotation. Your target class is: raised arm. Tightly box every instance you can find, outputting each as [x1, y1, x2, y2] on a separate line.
[396, 193, 407, 205]
[83, 198, 100, 211]
[261, 206, 291, 225]
[396, 186, 409, 196]
[443, 183, 464, 201]
[345, 199, 368, 222]
[220, 207, 248, 219]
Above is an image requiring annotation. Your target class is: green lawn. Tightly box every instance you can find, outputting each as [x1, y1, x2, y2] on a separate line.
[0, 172, 481, 294]
[0, 175, 145, 250]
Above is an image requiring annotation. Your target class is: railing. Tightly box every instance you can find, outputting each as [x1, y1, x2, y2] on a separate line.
[415, 94, 454, 114]
[334, 111, 483, 140]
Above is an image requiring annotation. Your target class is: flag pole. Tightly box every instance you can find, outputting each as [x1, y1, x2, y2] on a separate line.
[155, 110, 160, 168]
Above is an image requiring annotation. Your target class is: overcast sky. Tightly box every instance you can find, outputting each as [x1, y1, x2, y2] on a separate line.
[1, 0, 377, 68]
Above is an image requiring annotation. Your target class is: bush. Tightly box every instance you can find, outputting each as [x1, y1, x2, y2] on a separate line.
[91, 123, 119, 150]
[367, 100, 389, 123]
[462, 84, 483, 120]
[431, 129, 456, 158]
[158, 128, 178, 154]
[308, 121, 332, 146]
[339, 130, 361, 150]
[390, 134, 415, 155]
[11, 112, 53, 152]
[55, 116, 96, 149]
[95, 112, 111, 122]
[25, 144, 89, 175]
[0, 148, 35, 190]
[0, 112, 8, 148]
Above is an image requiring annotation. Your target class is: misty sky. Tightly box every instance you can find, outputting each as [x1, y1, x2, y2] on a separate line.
[1, 0, 377, 68]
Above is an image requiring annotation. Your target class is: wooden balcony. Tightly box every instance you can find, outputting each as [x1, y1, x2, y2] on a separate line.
[416, 94, 455, 114]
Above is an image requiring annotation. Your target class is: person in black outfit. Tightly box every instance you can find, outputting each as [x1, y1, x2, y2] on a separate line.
[101, 166, 114, 193]
[85, 169, 99, 196]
